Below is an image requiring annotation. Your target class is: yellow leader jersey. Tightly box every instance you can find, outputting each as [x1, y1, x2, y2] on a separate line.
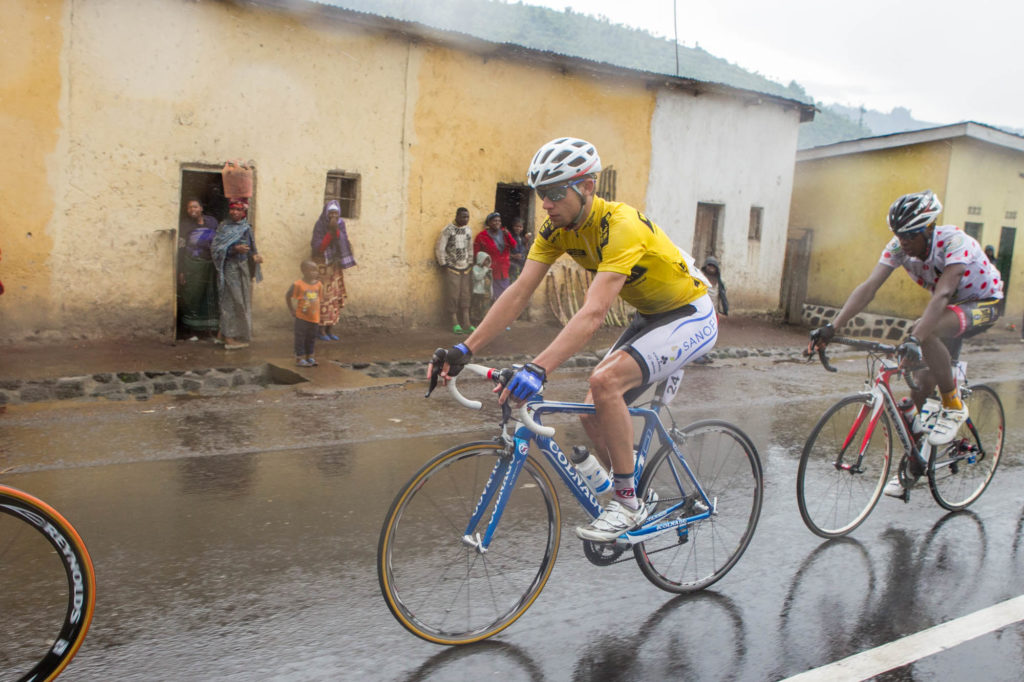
[528, 196, 708, 315]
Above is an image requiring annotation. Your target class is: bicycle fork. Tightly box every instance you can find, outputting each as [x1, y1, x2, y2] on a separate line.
[460, 442, 529, 554]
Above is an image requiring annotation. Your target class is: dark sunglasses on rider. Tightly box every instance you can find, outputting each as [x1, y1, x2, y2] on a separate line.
[535, 178, 585, 202]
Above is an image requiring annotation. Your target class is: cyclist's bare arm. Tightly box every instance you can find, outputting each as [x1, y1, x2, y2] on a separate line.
[532, 270, 624, 372]
[911, 263, 965, 340]
[809, 263, 893, 353]
[498, 269, 625, 404]
[430, 259, 550, 383]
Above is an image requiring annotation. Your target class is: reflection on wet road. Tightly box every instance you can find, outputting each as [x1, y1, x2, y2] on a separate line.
[2, 347, 1023, 680]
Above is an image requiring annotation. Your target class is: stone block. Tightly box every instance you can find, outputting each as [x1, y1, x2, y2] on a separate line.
[153, 380, 180, 394]
[20, 385, 55, 402]
[54, 379, 86, 399]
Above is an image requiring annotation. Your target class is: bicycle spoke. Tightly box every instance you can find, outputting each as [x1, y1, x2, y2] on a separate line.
[378, 443, 559, 644]
[797, 395, 891, 538]
[634, 421, 762, 593]
[928, 385, 1004, 510]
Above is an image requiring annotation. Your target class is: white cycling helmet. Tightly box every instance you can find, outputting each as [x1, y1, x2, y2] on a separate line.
[887, 190, 943, 234]
[527, 137, 602, 188]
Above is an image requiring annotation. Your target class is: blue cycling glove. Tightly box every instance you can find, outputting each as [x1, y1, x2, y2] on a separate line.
[506, 363, 547, 400]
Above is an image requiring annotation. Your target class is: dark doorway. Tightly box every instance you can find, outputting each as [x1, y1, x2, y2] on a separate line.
[997, 226, 1015, 313]
[693, 202, 723, 264]
[493, 184, 531, 230]
[781, 229, 813, 325]
[176, 169, 229, 340]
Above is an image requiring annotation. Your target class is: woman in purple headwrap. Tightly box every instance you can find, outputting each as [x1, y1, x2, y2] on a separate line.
[310, 200, 357, 341]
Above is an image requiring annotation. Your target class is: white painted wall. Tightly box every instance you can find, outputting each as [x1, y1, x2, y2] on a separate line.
[646, 89, 803, 310]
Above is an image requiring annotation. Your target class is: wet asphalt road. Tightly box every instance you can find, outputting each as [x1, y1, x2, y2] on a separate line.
[2, 345, 1023, 681]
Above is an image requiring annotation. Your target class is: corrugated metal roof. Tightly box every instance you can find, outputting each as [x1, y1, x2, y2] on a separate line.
[797, 121, 1024, 161]
[301, 0, 813, 109]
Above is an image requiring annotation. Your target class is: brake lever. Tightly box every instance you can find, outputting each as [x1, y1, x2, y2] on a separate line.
[424, 347, 445, 398]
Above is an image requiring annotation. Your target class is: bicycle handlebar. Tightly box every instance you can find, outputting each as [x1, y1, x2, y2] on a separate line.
[448, 364, 556, 438]
[807, 336, 923, 391]
[808, 336, 898, 372]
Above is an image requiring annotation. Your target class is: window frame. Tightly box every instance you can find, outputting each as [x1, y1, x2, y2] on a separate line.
[324, 171, 360, 219]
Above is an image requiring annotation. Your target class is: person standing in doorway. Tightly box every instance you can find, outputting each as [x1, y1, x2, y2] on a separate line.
[435, 207, 474, 334]
[474, 212, 517, 303]
[178, 198, 220, 339]
[212, 200, 263, 350]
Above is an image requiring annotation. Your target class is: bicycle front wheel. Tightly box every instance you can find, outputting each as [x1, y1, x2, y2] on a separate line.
[377, 441, 560, 645]
[797, 394, 892, 538]
[0, 485, 96, 682]
[928, 385, 1004, 511]
[634, 420, 763, 593]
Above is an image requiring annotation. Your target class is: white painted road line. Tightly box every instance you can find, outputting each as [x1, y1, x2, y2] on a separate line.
[783, 594, 1024, 681]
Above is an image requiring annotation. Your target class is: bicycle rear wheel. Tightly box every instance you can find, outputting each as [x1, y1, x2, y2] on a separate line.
[377, 442, 560, 645]
[634, 420, 763, 593]
[797, 394, 892, 538]
[928, 385, 1004, 511]
[0, 485, 96, 682]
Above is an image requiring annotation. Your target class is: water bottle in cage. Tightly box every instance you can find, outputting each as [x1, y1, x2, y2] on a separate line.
[570, 445, 612, 494]
[897, 397, 924, 437]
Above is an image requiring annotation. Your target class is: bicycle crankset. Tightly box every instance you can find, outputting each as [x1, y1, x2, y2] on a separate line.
[582, 539, 627, 565]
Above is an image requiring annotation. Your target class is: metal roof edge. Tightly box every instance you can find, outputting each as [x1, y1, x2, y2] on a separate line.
[242, 0, 815, 117]
[797, 121, 1024, 161]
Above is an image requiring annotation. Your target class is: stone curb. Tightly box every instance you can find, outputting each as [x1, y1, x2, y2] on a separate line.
[0, 367, 270, 406]
[2, 337, 1009, 406]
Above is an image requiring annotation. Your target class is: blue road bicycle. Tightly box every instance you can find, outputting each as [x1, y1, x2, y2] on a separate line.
[377, 363, 763, 645]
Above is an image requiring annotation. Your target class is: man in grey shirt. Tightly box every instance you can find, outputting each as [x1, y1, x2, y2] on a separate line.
[435, 207, 473, 334]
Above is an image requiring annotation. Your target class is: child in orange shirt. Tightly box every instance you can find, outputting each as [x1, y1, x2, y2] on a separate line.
[286, 260, 323, 367]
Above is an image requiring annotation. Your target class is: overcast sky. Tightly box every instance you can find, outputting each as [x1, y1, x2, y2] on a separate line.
[518, 0, 1024, 131]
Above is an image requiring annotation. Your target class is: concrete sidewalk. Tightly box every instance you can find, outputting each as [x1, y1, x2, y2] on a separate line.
[0, 315, 809, 379]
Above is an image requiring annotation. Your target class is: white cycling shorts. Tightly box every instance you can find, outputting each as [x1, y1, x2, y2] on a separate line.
[606, 294, 718, 404]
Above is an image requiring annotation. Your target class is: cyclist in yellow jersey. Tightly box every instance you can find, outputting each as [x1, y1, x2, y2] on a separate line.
[529, 195, 707, 315]
[430, 137, 718, 542]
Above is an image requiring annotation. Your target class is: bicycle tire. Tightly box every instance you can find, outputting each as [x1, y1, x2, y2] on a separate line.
[377, 441, 560, 645]
[797, 394, 892, 538]
[0, 485, 96, 682]
[634, 420, 763, 593]
[927, 384, 1004, 511]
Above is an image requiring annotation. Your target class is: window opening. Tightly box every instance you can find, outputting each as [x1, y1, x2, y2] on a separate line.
[596, 165, 617, 201]
[325, 171, 360, 219]
[748, 206, 763, 241]
[963, 222, 983, 240]
[693, 203, 722, 264]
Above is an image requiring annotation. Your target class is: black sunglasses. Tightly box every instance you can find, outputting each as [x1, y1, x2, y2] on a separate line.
[535, 178, 585, 202]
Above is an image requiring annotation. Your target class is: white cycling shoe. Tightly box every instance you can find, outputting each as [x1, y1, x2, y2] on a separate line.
[576, 499, 649, 542]
[883, 475, 916, 498]
[927, 405, 968, 445]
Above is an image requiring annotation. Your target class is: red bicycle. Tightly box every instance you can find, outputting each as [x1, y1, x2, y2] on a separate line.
[797, 337, 1004, 538]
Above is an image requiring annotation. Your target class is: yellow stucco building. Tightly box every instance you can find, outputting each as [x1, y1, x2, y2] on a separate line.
[789, 123, 1024, 332]
[0, 0, 810, 344]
